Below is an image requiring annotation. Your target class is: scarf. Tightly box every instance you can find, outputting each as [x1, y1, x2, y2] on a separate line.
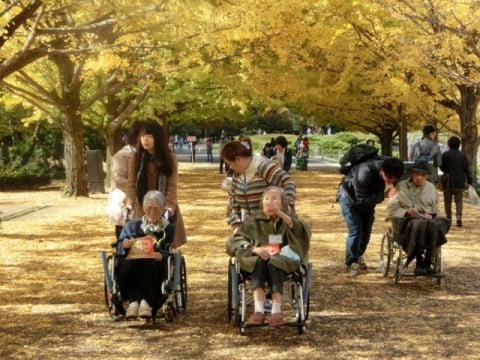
[136, 152, 168, 205]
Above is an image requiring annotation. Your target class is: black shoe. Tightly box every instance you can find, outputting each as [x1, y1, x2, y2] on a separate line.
[414, 266, 428, 276]
[426, 266, 437, 274]
[456, 220, 462, 227]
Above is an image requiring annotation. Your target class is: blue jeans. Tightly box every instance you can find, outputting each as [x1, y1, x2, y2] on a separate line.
[339, 194, 375, 265]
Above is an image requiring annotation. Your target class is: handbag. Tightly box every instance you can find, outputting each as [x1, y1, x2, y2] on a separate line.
[468, 185, 479, 206]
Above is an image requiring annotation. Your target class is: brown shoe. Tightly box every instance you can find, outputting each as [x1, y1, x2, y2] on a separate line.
[270, 313, 284, 326]
[247, 312, 265, 325]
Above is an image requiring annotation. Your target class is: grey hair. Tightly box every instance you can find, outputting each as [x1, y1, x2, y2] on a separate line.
[261, 186, 288, 209]
[142, 190, 166, 208]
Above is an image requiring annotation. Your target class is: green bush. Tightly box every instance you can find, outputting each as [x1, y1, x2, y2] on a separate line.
[0, 172, 51, 190]
[247, 132, 368, 160]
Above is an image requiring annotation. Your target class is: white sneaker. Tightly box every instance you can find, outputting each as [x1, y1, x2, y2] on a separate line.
[126, 301, 139, 319]
[139, 299, 152, 319]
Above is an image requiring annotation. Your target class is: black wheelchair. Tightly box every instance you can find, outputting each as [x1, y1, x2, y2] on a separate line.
[380, 219, 444, 285]
[101, 242, 187, 322]
[227, 257, 312, 335]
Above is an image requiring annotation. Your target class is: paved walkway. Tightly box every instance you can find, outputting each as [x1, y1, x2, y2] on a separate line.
[175, 150, 340, 171]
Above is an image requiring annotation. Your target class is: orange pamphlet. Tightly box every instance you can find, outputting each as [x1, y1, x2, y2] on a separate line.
[127, 236, 155, 259]
[260, 243, 280, 255]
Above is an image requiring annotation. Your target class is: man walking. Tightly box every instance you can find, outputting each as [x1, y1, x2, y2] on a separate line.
[409, 124, 442, 183]
[440, 136, 473, 227]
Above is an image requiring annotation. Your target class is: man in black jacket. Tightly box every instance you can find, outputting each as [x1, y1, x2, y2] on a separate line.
[440, 136, 473, 227]
[337, 157, 404, 275]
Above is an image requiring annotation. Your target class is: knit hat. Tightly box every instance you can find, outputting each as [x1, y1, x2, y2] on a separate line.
[411, 160, 429, 174]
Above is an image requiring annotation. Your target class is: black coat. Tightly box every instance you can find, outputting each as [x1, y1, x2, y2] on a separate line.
[440, 149, 473, 190]
[338, 159, 385, 211]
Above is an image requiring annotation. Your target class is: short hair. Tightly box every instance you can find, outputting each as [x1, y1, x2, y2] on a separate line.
[366, 139, 375, 146]
[142, 190, 166, 208]
[261, 186, 288, 209]
[275, 135, 288, 148]
[220, 137, 253, 162]
[447, 136, 461, 150]
[423, 124, 436, 136]
[381, 157, 404, 179]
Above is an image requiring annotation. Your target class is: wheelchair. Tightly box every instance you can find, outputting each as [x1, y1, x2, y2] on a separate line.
[379, 219, 444, 285]
[101, 242, 187, 322]
[227, 257, 312, 335]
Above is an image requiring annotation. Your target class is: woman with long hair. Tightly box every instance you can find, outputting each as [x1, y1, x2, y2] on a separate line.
[125, 120, 187, 248]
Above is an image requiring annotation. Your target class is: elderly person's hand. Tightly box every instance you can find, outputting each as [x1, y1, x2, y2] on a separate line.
[252, 246, 272, 260]
[123, 237, 136, 249]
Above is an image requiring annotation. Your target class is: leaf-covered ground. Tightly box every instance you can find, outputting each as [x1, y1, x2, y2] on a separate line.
[1, 163, 479, 359]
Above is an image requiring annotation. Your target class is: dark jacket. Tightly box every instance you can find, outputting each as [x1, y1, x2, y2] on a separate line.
[275, 148, 293, 172]
[440, 149, 473, 190]
[338, 159, 385, 211]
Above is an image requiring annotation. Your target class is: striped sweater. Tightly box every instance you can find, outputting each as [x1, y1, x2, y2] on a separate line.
[226, 155, 296, 227]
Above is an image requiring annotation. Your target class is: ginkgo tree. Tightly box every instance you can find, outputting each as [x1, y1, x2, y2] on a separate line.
[373, 0, 480, 178]
[1, 0, 479, 194]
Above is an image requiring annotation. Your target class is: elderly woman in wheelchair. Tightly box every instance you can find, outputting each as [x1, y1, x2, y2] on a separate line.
[386, 161, 450, 277]
[116, 190, 175, 319]
[226, 186, 310, 327]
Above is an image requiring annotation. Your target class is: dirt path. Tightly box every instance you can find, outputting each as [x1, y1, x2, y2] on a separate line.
[1, 164, 479, 359]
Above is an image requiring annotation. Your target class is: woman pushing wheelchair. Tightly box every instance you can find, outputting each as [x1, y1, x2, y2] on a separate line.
[226, 186, 310, 326]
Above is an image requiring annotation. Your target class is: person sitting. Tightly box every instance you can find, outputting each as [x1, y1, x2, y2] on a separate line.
[117, 190, 175, 319]
[387, 161, 451, 276]
[226, 186, 311, 326]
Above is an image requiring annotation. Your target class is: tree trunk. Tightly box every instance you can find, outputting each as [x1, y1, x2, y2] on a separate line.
[398, 104, 408, 161]
[376, 123, 396, 157]
[62, 111, 89, 197]
[458, 85, 479, 183]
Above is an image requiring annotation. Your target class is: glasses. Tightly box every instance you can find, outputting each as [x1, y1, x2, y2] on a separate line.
[145, 206, 162, 213]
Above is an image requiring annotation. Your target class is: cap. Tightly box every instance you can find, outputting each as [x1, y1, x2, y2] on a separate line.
[411, 160, 430, 174]
[423, 124, 436, 135]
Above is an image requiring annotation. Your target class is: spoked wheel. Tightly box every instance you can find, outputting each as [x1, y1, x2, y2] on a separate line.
[394, 255, 402, 284]
[433, 247, 443, 285]
[176, 255, 187, 311]
[380, 230, 392, 277]
[227, 262, 240, 327]
[102, 253, 123, 320]
[295, 284, 306, 335]
[104, 279, 114, 317]
[164, 302, 176, 322]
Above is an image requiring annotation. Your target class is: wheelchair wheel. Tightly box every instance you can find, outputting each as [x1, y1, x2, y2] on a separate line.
[294, 283, 306, 335]
[174, 254, 187, 312]
[101, 251, 124, 320]
[380, 230, 392, 277]
[394, 253, 402, 284]
[227, 260, 240, 327]
[433, 247, 443, 285]
[164, 302, 175, 322]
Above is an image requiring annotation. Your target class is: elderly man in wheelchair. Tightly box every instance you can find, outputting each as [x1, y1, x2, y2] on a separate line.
[226, 186, 311, 328]
[386, 160, 451, 277]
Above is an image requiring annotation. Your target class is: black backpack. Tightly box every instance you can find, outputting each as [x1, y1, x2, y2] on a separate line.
[339, 144, 379, 175]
